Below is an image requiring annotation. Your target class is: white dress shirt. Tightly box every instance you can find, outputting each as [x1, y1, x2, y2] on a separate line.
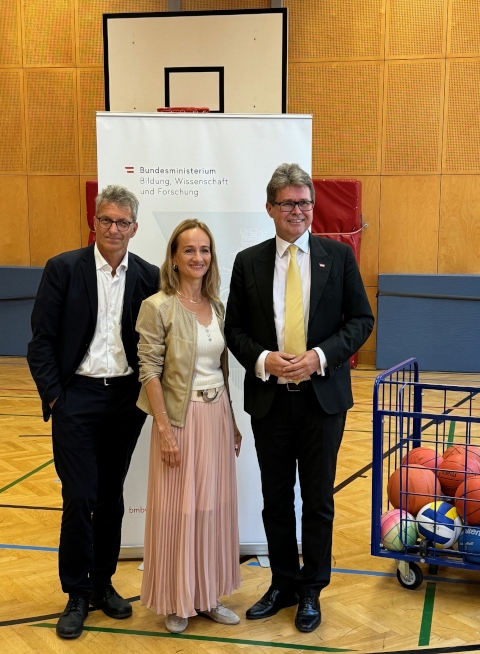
[254, 231, 327, 383]
[76, 244, 133, 378]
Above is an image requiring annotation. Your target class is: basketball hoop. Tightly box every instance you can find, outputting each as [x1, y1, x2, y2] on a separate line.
[157, 107, 210, 113]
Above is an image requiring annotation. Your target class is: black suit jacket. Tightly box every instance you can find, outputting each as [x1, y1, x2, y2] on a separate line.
[225, 234, 374, 419]
[27, 244, 159, 421]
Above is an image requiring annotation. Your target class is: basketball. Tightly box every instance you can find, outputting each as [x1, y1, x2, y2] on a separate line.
[380, 509, 417, 552]
[457, 526, 480, 563]
[402, 447, 443, 470]
[416, 501, 463, 548]
[438, 445, 480, 496]
[466, 444, 480, 464]
[387, 465, 440, 516]
[455, 476, 480, 525]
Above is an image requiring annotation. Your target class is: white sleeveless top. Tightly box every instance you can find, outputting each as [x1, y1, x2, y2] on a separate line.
[191, 309, 225, 390]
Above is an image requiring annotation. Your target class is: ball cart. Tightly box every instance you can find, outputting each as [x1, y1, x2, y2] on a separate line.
[371, 358, 480, 589]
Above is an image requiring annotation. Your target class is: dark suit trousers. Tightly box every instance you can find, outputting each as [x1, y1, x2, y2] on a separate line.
[251, 382, 346, 597]
[51, 375, 146, 599]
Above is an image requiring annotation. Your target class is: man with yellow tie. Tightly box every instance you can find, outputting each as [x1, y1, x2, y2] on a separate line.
[225, 163, 374, 633]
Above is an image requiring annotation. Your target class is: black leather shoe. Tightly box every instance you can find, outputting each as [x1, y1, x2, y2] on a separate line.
[56, 597, 89, 639]
[246, 588, 297, 620]
[89, 584, 132, 619]
[295, 596, 321, 632]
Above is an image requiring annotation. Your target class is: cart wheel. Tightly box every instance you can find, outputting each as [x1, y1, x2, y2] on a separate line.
[397, 562, 423, 590]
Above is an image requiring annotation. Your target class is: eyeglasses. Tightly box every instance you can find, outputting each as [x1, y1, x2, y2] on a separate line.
[96, 217, 134, 232]
[273, 200, 314, 212]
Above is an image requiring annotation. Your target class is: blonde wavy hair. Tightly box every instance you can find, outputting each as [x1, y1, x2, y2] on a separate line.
[161, 219, 221, 304]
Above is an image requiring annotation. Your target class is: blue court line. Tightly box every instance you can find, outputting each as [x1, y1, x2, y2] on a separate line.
[0, 544, 58, 552]
[247, 561, 480, 585]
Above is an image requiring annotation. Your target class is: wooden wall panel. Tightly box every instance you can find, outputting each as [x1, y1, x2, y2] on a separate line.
[438, 175, 480, 274]
[182, 1, 269, 9]
[78, 68, 104, 176]
[447, 0, 480, 56]
[286, 0, 384, 61]
[80, 175, 95, 247]
[359, 285, 377, 354]
[25, 69, 78, 175]
[0, 177, 29, 266]
[386, 0, 447, 59]
[379, 176, 440, 273]
[382, 60, 444, 174]
[0, 0, 22, 67]
[443, 59, 480, 173]
[28, 176, 81, 266]
[76, 0, 168, 66]
[23, 0, 75, 67]
[290, 63, 383, 175]
[356, 175, 380, 288]
[4, 0, 480, 368]
[0, 70, 26, 173]
[358, 350, 376, 366]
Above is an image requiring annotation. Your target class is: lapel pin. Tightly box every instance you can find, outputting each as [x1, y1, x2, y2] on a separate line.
[319, 263, 325, 268]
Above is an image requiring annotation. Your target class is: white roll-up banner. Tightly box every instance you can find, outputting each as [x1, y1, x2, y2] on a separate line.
[96, 112, 312, 556]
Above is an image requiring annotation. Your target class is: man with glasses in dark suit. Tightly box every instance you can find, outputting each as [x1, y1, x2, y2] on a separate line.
[225, 164, 373, 633]
[28, 185, 159, 639]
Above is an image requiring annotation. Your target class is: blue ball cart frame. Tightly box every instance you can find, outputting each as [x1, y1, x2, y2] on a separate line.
[372, 358, 480, 589]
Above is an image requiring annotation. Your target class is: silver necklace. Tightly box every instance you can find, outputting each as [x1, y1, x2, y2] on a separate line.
[176, 290, 203, 305]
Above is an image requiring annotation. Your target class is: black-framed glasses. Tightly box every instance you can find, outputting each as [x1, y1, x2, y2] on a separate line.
[96, 217, 134, 232]
[273, 200, 314, 212]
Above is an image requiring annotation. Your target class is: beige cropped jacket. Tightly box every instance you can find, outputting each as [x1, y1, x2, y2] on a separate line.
[136, 290, 230, 428]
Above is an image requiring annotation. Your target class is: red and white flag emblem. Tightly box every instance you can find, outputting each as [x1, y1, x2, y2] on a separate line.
[125, 166, 134, 174]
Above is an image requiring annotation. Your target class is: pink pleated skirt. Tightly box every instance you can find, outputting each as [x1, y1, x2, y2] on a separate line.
[140, 391, 241, 618]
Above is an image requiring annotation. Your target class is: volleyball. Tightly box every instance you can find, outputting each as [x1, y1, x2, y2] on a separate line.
[402, 447, 443, 470]
[387, 465, 440, 516]
[457, 526, 480, 564]
[416, 501, 462, 549]
[380, 509, 417, 552]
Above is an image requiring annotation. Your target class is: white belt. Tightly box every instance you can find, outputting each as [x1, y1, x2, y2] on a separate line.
[190, 385, 224, 403]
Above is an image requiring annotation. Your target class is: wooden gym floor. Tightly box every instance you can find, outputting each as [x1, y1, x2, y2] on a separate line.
[2, 357, 480, 654]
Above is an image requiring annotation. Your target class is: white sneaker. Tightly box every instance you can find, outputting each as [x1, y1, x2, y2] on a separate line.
[198, 602, 240, 625]
[165, 614, 188, 633]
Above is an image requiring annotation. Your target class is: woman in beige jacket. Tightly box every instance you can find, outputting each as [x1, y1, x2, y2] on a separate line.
[136, 219, 242, 634]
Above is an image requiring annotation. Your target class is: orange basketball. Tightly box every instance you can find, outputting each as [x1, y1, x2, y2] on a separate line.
[466, 444, 480, 464]
[455, 477, 480, 525]
[448, 444, 480, 460]
[438, 445, 480, 496]
[402, 447, 443, 470]
[387, 465, 440, 516]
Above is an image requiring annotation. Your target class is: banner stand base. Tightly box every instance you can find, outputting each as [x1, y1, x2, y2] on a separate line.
[119, 546, 144, 560]
[119, 542, 283, 560]
[120, 543, 303, 560]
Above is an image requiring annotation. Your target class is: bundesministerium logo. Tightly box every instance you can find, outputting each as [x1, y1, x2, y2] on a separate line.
[124, 165, 229, 198]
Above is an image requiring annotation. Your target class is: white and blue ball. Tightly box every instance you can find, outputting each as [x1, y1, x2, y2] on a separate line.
[416, 501, 463, 549]
[457, 526, 480, 563]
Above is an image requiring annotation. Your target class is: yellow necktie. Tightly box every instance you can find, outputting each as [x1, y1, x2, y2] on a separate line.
[284, 244, 306, 357]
